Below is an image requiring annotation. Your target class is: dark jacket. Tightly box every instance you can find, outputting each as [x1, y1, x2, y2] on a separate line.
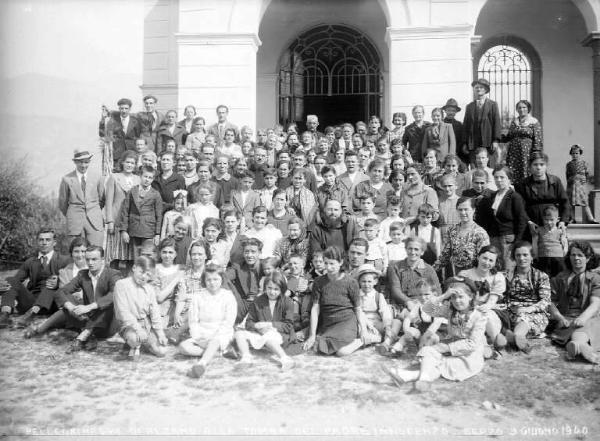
[310, 215, 359, 255]
[56, 267, 121, 310]
[246, 294, 296, 346]
[7, 252, 70, 295]
[116, 186, 163, 239]
[463, 99, 502, 152]
[476, 189, 529, 239]
[152, 172, 186, 213]
[99, 112, 142, 163]
[551, 270, 600, 315]
[515, 174, 571, 226]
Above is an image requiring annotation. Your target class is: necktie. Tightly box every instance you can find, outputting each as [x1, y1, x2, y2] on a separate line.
[81, 176, 87, 196]
[41, 255, 48, 267]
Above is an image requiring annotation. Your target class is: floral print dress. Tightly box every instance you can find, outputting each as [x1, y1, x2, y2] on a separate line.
[437, 223, 490, 276]
[505, 267, 551, 336]
[566, 158, 590, 207]
[505, 119, 543, 186]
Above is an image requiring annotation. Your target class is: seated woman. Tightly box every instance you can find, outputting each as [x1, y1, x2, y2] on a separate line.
[458, 245, 507, 354]
[549, 241, 600, 364]
[178, 263, 237, 378]
[302, 246, 366, 356]
[23, 237, 88, 338]
[273, 217, 310, 267]
[234, 271, 296, 370]
[383, 276, 486, 392]
[114, 256, 168, 361]
[505, 241, 551, 353]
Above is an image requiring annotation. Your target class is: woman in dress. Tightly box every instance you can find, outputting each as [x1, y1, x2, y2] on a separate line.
[303, 246, 367, 356]
[505, 241, 551, 353]
[154, 238, 185, 326]
[421, 107, 456, 159]
[421, 149, 442, 188]
[504, 100, 543, 187]
[105, 151, 140, 269]
[550, 241, 600, 364]
[436, 196, 490, 277]
[458, 245, 507, 353]
[351, 159, 394, 217]
[476, 165, 528, 271]
[516, 152, 570, 233]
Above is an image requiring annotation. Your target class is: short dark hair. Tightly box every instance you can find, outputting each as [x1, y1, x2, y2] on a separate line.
[349, 237, 369, 252]
[262, 271, 288, 296]
[202, 217, 222, 234]
[565, 241, 598, 271]
[189, 238, 212, 261]
[117, 98, 132, 107]
[69, 236, 88, 253]
[133, 255, 156, 271]
[86, 245, 105, 258]
[516, 99, 532, 113]
[322, 246, 345, 262]
[201, 262, 225, 286]
[456, 196, 476, 210]
[37, 228, 56, 240]
[140, 165, 156, 176]
[510, 241, 533, 260]
[143, 95, 157, 103]
[493, 165, 513, 182]
[242, 237, 263, 251]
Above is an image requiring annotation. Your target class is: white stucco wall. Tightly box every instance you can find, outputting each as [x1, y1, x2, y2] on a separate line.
[475, 0, 594, 177]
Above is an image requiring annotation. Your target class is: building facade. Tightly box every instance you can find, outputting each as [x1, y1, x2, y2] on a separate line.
[142, 0, 600, 208]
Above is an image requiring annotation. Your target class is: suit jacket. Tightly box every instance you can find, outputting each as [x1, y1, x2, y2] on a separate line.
[116, 186, 163, 239]
[58, 263, 83, 288]
[337, 170, 369, 194]
[476, 189, 528, 239]
[136, 110, 165, 152]
[463, 99, 502, 151]
[245, 294, 295, 346]
[8, 252, 71, 294]
[231, 189, 262, 227]
[99, 112, 142, 162]
[152, 172, 186, 213]
[56, 267, 121, 310]
[58, 170, 105, 234]
[207, 121, 240, 144]
[157, 124, 186, 150]
[422, 122, 456, 158]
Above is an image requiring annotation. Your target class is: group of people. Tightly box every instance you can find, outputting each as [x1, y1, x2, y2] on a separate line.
[0, 77, 598, 390]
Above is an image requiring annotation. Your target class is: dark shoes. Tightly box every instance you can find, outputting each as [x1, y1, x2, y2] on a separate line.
[0, 312, 11, 328]
[66, 339, 85, 353]
[15, 310, 35, 328]
[189, 363, 206, 378]
[23, 325, 40, 339]
[85, 336, 98, 352]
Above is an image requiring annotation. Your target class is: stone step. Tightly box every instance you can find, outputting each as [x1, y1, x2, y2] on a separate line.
[566, 224, 600, 254]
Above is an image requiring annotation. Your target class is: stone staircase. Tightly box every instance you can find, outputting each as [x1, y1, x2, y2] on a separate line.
[566, 223, 600, 253]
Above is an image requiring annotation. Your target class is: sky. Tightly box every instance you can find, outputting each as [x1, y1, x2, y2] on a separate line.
[0, 0, 145, 192]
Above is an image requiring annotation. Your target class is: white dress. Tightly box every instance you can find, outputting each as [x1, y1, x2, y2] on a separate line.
[188, 288, 237, 349]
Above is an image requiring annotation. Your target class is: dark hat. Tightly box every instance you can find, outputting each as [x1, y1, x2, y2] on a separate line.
[72, 148, 93, 161]
[471, 78, 490, 93]
[442, 98, 461, 112]
[117, 98, 133, 107]
[444, 276, 478, 295]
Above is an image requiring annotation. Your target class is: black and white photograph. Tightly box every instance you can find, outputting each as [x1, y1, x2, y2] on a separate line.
[0, 0, 599, 439]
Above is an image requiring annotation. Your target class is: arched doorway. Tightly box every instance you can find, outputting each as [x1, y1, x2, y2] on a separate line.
[278, 24, 383, 129]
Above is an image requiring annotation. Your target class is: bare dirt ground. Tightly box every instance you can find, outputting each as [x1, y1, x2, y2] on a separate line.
[1, 319, 599, 441]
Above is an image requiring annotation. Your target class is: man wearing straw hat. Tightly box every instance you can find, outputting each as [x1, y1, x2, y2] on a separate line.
[442, 98, 466, 165]
[462, 78, 502, 166]
[58, 149, 106, 247]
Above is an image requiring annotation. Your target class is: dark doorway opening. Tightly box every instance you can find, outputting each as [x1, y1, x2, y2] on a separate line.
[303, 95, 365, 129]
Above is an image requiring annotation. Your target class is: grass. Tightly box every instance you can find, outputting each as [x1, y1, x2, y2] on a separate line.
[0, 315, 598, 439]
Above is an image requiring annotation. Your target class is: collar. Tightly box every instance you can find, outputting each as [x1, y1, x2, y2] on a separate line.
[400, 258, 426, 271]
[75, 170, 87, 181]
[38, 250, 55, 262]
[89, 266, 105, 279]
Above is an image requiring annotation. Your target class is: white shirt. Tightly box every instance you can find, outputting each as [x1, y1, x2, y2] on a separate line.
[492, 189, 508, 213]
[38, 250, 55, 265]
[121, 115, 130, 131]
[75, 170, 88, 187]
[89, 266, 104, 301]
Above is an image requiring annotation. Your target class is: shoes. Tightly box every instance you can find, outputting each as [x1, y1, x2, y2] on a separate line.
[23, 325, 40, 339]
[566, 341, 578, 360]
[514, 334, 531, 353]
[189, 363, 206, 378]
[483, 345, 494, 359]
[222, 345, 239, 360]
[375, 344, 390, 356]
[85, 336, 98, 351]
[280, 357, 295, 371]
[381, 364, 404, 388]
[494, 333, 508, 350]
[66, 339, 85, 353]
[0, 312, 11, 328]
[131, 347, 141, 362]
[15, 310, 35, 328]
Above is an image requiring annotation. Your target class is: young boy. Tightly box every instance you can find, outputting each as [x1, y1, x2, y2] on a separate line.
[285, 254, 312, 341]
[362, 218, 388, 273]
[379, 195, 405, 243]
[117, 165, 163, 257]
[357, 264, 393, 346]
[186, 184, 219, 239]
[354, 192, 379, 232]
[231, 170, 262, 230]
[386, 221, 407, 263]
[308, 250, 326, 280]
[258, 167, 278, 210]
[286, 168, 318, 227]
[437, 174, 460, 240]
[531, 205, 569, 277]
[375, 136, 391, 162]
[409, 203, 441, 265]
[226, 238, 264, 324]
[315, 165, 351, 218]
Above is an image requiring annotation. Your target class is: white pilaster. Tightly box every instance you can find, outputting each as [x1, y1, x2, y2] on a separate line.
[175, 32, 261, 130]
[386, 25, 474, 120]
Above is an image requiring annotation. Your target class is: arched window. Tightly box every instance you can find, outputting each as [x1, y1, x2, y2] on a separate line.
[474, 37, 542, 126]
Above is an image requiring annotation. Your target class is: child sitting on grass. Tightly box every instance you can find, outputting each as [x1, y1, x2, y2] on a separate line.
[284, 254, 312, 341]
[178, 263, 237, 378]
[356, 264, 393, 346]
[114, 256, 168, 361]
[234, 271, 296, 370]
[382, 276, 487, 392]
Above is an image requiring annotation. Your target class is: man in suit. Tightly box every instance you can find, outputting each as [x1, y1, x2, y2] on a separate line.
[99, 98, 141, 169]
[55, 245, 121, 352]
[207, 104, 239, 145]
[0, 228, 71, 327]
[136, 95, 165, 152]
[337, 151, 369, 195]
[157, 110, 187, 152]
[58, 149, 105, 247]
[462, 78, 502, 166]
[442, 98, 466, 164]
